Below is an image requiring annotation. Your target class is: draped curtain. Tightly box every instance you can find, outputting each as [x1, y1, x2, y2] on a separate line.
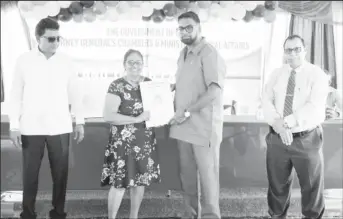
[281, 1, 342, 88]
[19, 11, 33, 50]
[333, 10, 343, 91]
[278, 1, 342, 25]
[289, 15, 337, 88]
[262, 12, 291, 88]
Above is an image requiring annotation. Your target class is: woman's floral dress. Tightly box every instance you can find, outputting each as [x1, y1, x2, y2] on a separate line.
[101, 77, 161, 188]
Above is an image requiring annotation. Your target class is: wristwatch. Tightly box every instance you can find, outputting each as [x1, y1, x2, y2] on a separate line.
[336, 110, 341, 117]
[184, 110, 191, 118]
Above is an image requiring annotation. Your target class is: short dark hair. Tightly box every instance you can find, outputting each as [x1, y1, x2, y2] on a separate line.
[123, 49, 143, 65]
[35, 18, 60, 38]
[283, 35, 305, 48]
[178, 11, 200, 24]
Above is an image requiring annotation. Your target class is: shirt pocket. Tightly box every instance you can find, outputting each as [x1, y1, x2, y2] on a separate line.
[294, 80, 311, 103]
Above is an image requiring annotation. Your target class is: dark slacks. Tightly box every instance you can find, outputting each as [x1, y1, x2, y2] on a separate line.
[20, 134, 70, 219]
[265, 126, 325, 219]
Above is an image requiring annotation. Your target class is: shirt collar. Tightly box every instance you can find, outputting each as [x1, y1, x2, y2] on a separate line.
[287, 61, 308, 73]
[34, 46, 57, 59]
[184, 37, 207, 55]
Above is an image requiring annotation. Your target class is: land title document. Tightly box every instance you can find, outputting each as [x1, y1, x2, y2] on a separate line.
[139, 81, 174, 128]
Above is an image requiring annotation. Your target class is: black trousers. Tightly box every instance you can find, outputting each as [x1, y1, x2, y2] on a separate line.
[20, 134, 70, 219]
[265, 126, 325, 219]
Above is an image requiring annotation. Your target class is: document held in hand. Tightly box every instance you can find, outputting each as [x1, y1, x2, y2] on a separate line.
[139, 81, 174, 128]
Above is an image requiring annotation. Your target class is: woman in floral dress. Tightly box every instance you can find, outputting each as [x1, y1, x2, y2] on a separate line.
[101, 49, 161, 219]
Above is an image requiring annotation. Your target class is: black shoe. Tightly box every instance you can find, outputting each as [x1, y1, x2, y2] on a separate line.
[49, 209, 67, 219]
[20, 211, 37, 219]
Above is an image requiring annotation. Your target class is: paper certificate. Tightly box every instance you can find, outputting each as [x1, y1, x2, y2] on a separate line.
[139, 81, 174, 128]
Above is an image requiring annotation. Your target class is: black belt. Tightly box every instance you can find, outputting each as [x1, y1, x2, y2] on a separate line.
[269, 126, 317, 138]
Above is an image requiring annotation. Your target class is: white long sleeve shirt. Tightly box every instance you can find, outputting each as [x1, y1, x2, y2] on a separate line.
[262, 62, 329, 133]
[9, 49, 85, 135]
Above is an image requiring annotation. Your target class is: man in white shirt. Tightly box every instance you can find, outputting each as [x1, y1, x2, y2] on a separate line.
[9, 18, 85, 219]
[262, 35, 329, 219]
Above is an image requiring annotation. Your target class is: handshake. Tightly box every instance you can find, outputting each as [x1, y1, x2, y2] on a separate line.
[272, 118, 293, 146]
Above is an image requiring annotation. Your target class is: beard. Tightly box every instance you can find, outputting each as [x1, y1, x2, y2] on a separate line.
[181, 36, 197, 45]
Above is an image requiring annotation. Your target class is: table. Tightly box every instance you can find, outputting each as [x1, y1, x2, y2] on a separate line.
[1, 115, 342, 192]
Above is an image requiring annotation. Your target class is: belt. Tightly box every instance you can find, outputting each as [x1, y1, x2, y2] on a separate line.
[269, 126, 317, 138]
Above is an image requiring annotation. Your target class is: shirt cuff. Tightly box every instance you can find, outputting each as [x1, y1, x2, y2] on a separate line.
[10, 120, 20, 130]
[75, 116, 85, 125]
[284, 114, 297, 128]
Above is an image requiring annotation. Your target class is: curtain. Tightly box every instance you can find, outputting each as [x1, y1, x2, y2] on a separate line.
[19, 11, 33, 50]
[278, 1, 342, 25]
[262, 11, 291, 88]
[333, 9, 343, 91]
[1, 5, 32, 113]
[289, 15, 337, 88]
[1, 58, 4, 102]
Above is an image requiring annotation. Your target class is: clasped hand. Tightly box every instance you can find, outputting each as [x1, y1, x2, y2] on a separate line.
[272, 118, 293, 146]
[326, 107, 340, 119]
[169, 109, 188, 125]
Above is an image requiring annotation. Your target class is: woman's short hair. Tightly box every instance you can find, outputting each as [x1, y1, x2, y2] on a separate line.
[123, 49, 143, 65]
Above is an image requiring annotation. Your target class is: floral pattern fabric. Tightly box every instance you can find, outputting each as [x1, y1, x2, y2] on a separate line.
[101, 77, 161, 188]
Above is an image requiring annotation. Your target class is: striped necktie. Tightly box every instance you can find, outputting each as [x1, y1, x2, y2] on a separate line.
[283, 70, 296, 117]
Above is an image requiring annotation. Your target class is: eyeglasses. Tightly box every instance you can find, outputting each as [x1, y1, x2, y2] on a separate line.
[41, 36, 62, 43]
[176, 25, 194, 34]
[284, 47, 302, 54]
[126, 61, 143, 66]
